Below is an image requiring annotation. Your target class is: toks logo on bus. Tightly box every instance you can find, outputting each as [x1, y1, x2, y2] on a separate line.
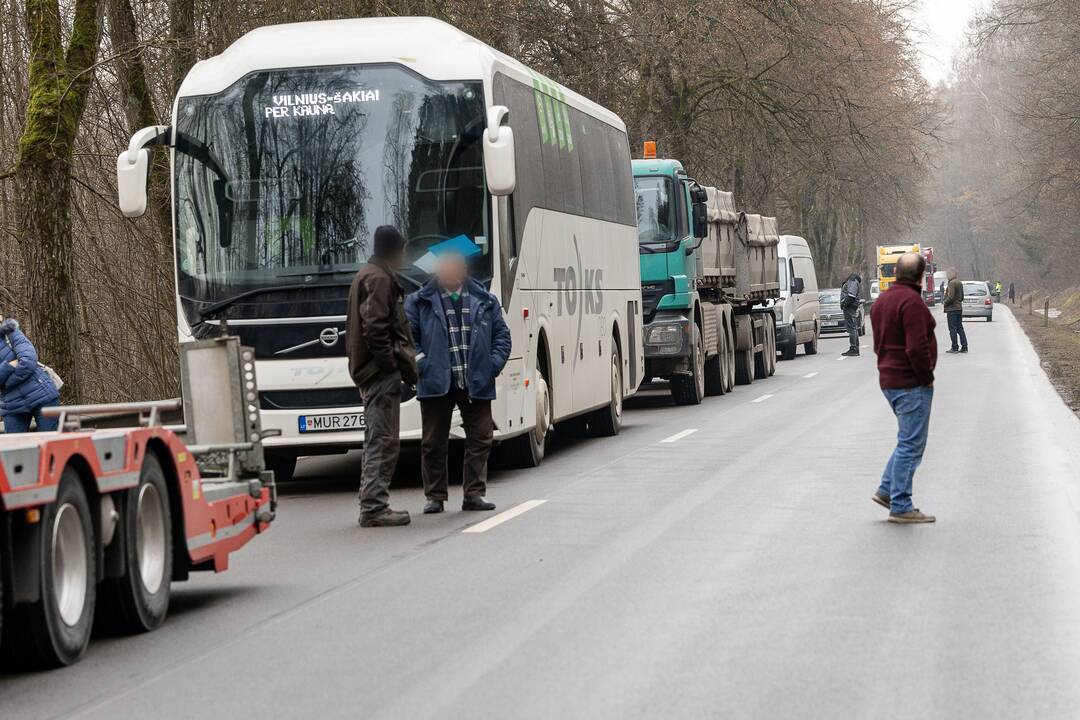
[553, 266, 603, 316]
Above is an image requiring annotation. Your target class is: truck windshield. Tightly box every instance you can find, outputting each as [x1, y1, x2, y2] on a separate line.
[173, 64, 489, 321]
[634, 176, 676, 245]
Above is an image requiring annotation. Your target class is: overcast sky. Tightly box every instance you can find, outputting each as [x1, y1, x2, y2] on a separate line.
[909, 0, 993, 85]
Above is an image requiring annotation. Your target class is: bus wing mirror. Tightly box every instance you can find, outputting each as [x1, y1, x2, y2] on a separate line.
[484, 105, 516, 196]
[116, 125, 170, 217]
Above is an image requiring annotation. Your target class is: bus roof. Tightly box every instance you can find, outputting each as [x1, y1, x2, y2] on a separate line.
[177, 16, 624, 130]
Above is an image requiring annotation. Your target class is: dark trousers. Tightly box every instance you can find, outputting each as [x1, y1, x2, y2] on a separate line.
[843, 305, 860, 351]
[358, 373, 401, 517]
[420, 388, 493, 500]
[946, 311, 968, 350]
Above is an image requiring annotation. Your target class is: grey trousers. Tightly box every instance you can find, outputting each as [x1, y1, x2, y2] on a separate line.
[358, 373, 401, 517]
[843, 306, 860, 350]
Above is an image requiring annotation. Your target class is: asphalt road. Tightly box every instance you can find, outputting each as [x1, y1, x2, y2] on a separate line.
[5, 304, 1080, 719]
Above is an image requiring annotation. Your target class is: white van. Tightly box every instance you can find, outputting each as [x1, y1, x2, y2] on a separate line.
[775, 235, 820, 360]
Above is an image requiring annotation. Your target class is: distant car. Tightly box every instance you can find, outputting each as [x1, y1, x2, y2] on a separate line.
[962, 281, 993, 321]
[817, 289, 865, 336]
[870, 280, 880, 302]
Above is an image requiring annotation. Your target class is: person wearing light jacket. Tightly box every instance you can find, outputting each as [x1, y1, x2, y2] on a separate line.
[0, 319, 60, 432]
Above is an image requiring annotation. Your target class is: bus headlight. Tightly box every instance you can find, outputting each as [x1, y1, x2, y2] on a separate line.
[646, 324, 682, 346]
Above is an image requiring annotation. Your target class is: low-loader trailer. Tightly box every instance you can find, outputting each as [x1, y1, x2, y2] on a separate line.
[0, 336, 275, 668]
[634, 153, 781, 404]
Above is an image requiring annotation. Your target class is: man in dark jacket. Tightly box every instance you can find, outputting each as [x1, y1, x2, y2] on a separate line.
[870, 252, 937, 524]
[347, 226, 418, 528]
[0, 319, 60, 432]
[839, 268, 863, 357]
[405, 250, 511, 514]
[942, 267, 968, 353]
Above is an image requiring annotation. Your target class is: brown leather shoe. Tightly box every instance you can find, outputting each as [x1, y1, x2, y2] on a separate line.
[888, 509, 936, 524]
[359, 509, 411, 527]
[872, 492, 890, 509]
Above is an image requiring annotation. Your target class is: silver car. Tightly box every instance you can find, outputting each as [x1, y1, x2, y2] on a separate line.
[961, 281, 993, 321]
[817, 289, 865, 335]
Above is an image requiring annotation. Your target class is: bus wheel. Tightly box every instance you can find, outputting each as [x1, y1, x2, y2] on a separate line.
[505, 368, 550, 468]
[26, 469, 97, 667]
[266, 452, 297, 483]
[103, 453, 173, 634]
[672, 325, 705, 405]
[590, 347, 623, 436]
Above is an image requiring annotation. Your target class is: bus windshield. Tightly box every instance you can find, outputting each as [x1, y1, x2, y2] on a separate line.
[173, 64, 490, 321]
[634, 176, 677, 245]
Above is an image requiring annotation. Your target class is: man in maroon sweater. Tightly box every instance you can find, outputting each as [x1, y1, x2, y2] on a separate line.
[869, 252, 937, 523]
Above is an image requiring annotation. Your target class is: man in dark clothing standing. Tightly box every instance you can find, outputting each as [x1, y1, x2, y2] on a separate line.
[406, 249, 511, 514]
[1008, 282, 1016, 304]
[839, 268, 863, 357]
[942, 267, 968, 354]
[870, 252, 937, 524]
[347, 226, 418, 527]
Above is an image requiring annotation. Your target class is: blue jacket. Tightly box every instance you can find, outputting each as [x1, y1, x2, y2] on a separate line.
[404, 278, 511, 400]
[0, 319, 60, 417]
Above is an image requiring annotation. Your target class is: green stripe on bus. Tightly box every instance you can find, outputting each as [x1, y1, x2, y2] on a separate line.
[534, 88, 550, 145]
[544, 95, 562, 148]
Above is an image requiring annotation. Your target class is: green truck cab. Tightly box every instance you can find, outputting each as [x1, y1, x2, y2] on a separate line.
[633, 156, 781, 404]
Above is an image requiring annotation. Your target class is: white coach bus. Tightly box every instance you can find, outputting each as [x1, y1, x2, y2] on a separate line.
[116, 17, 643, 479]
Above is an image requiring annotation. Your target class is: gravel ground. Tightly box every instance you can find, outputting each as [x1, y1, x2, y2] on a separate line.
[1014, 300, 1080, 416]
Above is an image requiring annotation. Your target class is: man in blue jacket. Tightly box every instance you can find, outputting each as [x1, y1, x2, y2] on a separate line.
[405, 250, 511, 514]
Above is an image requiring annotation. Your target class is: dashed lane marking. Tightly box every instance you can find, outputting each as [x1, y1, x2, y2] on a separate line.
[752, 394, 775, 403]
[837, 356, 848, 361]
[660, 428, 699, 444]
[462, 500, 547, 533]
[803, 372, 819, 378]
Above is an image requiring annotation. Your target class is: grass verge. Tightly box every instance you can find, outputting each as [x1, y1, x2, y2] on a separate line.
[1013, 300, 1080, 417]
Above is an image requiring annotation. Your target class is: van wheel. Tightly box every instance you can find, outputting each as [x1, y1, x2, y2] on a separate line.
[505, 368, 550, 468]
[735, 345, 755, 385]
[25, 469, 97, 667]
[804, 326, 819, 355]
[672, 325, 705, 405]
[103, 454, 173, 634]
[590, 347, 623, 436]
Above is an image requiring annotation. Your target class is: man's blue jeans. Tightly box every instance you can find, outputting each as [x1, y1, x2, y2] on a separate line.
[876, 386, 934, 514]
[946, 311, 967, 351]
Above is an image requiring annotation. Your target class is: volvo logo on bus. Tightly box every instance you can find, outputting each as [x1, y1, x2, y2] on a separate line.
[319, 327, 340, 347]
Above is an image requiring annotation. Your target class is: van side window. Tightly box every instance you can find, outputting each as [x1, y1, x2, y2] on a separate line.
[791, 256, 818, 293]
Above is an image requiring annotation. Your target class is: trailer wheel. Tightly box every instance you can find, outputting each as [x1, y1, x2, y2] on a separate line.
[765, 317, 777, 377]
[672, 325, 705, 405]
[704, 326, 725, 397]
[26, 469, 97, 667]
[104, 454, 172, 634]
[754, 322, 769, 380]
[735, 345, 755, 385]
[724, 326, 736, 392]
[590, 346, 623, 436]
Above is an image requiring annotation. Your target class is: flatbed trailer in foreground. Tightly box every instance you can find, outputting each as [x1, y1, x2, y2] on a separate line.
[0, 337, 275, 667]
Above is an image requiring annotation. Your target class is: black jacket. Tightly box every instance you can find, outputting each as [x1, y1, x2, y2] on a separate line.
[346, 260, 417, 387]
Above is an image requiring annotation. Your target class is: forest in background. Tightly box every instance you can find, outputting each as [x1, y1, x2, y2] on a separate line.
[921, 0, 1080, 292]
[0, 0, 939, 402]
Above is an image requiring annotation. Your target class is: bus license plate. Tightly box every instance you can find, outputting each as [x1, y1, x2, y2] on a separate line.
[298, 413, 365, 433]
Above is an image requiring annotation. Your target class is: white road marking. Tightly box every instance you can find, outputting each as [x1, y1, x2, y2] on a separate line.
[661, 428, 699, 443]
[837, 356, 848, 361]
[861, 344, 869, 349]
[803, 372, 819, 378]
[752, 394, 774, 403]
[462, 500, 547, 533]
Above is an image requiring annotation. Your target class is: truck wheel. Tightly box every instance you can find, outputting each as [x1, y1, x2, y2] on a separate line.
[26, 469, 97, 667]
[735, 346, 755, 385]
[765, 318, 777, 376]
[266, 452, 297, 483]
[704, 327, 725, 397]
[804, 326, 819, 355]
[779, 337, 797, 361]
[672, 325, 705, 405]
[590, 347, 623, 436]
[753, 340, 768, 380]
[103, 454, 173, 634]
[504, 368, 550, 467]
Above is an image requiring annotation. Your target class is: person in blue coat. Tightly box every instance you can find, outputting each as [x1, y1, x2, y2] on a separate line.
[0, 319, 60, 432]
[405, 250, 511, 514]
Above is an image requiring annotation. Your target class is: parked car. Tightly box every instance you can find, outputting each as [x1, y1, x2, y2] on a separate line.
[818, 289, 865, 336]
[775, 235, 821, 360]
[962, 280, 993, 321]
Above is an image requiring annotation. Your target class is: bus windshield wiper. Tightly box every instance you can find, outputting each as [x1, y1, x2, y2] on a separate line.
[193, 281, 351, 327]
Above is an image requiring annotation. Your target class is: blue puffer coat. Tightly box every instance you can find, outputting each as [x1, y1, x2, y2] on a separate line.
[0, 319, 60, 417]
[404, 278, 511, 401]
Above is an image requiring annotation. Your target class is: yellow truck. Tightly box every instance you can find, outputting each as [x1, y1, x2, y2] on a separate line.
[877, 244, 920, 292]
